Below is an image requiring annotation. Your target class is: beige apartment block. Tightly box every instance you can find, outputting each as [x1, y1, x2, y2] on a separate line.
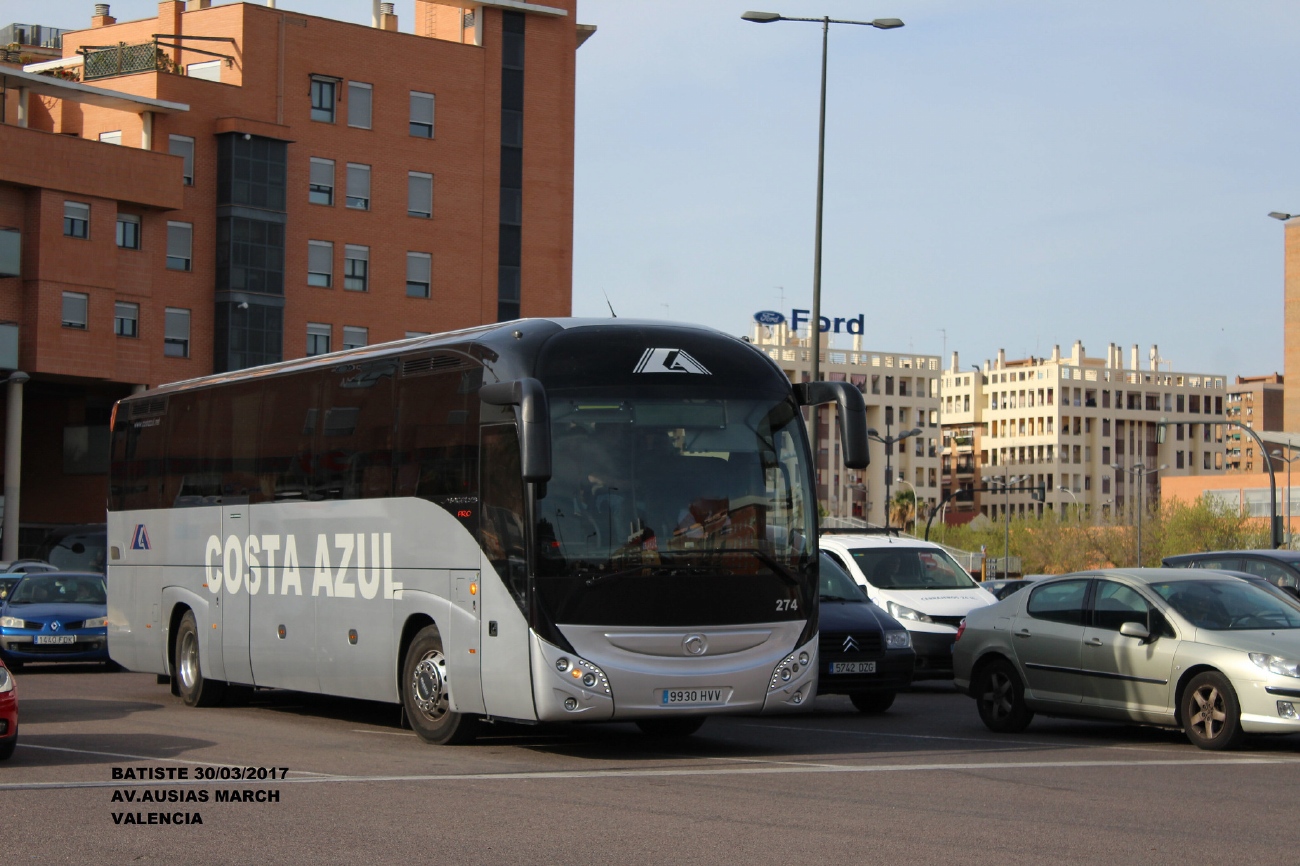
[939, 341, 1229, 524]
[751, 323, 942, 527]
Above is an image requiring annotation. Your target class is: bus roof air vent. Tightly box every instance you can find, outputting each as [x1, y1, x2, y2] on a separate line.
[128, 396, 168, 419]
[402, 353, 474, 377]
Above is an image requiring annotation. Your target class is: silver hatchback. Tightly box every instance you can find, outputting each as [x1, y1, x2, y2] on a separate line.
[953, 568, 1300, 750]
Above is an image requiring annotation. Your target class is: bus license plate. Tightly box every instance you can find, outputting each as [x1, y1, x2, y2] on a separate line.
[659, 688, 726, 706]
[830, 661, 876, 674]
[36, 635, 76, 645]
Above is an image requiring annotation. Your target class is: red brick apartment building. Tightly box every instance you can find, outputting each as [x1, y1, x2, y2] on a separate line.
[0, 0, 588, 544]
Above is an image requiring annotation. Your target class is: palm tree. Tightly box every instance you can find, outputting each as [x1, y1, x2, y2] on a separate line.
[889, 489, 917, 532]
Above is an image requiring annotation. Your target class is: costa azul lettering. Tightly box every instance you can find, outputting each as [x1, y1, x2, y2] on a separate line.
[204, 533, 402, 600]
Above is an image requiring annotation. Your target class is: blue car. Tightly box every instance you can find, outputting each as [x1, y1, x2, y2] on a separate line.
[0, 572, 110, 669]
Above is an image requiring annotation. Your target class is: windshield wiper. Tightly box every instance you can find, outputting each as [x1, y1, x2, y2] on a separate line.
[819, 594, 861, 602]
[580, 565, 715, 586]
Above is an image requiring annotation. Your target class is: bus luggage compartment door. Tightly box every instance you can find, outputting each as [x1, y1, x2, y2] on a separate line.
[446, 570, 485, 714]
[220, 504, 254, 685]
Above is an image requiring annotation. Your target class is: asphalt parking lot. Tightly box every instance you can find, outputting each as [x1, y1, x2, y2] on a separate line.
[3, 666, 1299, 865]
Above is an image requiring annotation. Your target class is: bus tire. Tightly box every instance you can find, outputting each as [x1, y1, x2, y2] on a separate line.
[402, 625, 479, 745]
[635, 717, 707, 739]
[173, 611, 226, 708]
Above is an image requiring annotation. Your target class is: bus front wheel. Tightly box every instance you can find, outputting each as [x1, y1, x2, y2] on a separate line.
[173, 611, 226, 707]
[402, 625, 479, 745]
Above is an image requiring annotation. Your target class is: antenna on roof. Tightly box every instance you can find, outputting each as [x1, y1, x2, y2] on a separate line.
[603, 290, 617, 318]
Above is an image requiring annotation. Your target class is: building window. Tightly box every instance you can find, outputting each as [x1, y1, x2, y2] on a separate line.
[408, 172, 433, 218]
[308, 240, 333, 287]
[306, 323, 331, 356]
[410, 91, 434, 138]
[310, 76, 337, 123]
[309, 157, 335, 205]
[348, 81, 372, 129]
[164, 308, 190, 357]
[346, 163, 371, 210]
[62, 292, 88, 329]
[169, 134, 195, 185]
[116, 213, 141, 250]
[64, 201, 90, 239]
[406, 252, 431, 298]
[342, 326, 368, 350]
[343, 244, 369, 291]
[114, 301, 139, 337]
[99, 130, 122, 145]
[216, 134, 287, 211]
[166, 221, 193, 271]
[187, 59, 221, 81]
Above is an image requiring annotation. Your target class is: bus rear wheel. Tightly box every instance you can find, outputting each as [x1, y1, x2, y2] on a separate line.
[173, 611, 226, 707]
[402, 625, 479, 745]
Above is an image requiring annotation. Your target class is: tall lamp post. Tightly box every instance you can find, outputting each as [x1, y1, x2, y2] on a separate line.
[982, 473, 1022, 579]
[1272, 448, 1299, 549]
[1110, 462, 1166, 567]
[868, 425, 921, 528]
[742, 11, 903, 473]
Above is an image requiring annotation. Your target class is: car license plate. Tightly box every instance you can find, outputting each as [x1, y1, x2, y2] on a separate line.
[659, 688, 727, 706]
[830, 661, 876, 674]
[36, 635, 76, 645]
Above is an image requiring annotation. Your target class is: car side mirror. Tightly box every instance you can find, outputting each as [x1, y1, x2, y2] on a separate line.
[1119, 621, 1150, 641]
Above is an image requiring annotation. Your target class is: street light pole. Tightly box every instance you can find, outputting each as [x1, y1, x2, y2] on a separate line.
[743, 10, 904, 504]
[982, 473, 1021, 579]
[867, 424, 922, 528]
[1111, 462, 1166, 567]
[1057, 484, 1078, 519]
[1272, 448, 1298, 548]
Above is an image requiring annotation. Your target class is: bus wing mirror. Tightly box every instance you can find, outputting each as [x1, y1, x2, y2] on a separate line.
[480, 378, 552, 482]
[793, 382, 869, 469]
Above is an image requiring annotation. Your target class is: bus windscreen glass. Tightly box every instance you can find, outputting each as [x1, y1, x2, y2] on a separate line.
[534, 394, 815, 627]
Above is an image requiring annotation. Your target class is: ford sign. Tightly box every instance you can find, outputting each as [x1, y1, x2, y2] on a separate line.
[754, 310, 786, 326]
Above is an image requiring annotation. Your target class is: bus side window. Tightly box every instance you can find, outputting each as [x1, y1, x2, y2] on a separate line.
[395, 366, 480, 502]
[480, 424, 527, 611]
[258, 375, 322, 501]
[315, 360, 396, 500]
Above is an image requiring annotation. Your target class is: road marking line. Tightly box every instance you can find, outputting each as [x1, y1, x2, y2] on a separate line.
[351, 729, 417, 737]
[738, 722, 1056, 747]
[4, 755, 1297, 791]
[16, 744, 333, 776]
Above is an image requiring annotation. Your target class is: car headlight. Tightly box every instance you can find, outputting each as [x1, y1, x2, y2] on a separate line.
[82, 617, 108, 629]
[0, 666, 11, 693]
[1250, 652, 1300, 678]
[0, 616, 26, 629]
[885, 630, 912, 649]
[886, 601, 933, 624]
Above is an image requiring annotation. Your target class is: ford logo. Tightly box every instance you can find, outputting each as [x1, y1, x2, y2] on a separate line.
[753, 310, 786, 326]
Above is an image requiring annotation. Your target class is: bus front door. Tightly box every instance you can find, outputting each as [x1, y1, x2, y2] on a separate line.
[447, 570, 485, 713]
[220, 502, 254, 685]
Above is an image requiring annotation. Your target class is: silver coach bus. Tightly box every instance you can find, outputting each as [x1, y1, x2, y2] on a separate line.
[107, 319, 867, 743]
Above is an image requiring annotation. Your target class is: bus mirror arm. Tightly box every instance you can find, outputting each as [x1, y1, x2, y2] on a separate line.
[480, 378, 553, 482]
[794, 381, 869, 470]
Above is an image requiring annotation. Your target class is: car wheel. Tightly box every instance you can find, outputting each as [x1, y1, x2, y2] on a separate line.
[1182, 671, 1244, 751]
[849, 691, 896, 714]
[173, 611, 226, 708]
[635, 717, 707, 738]
[975, 658, 1034, 733]
[402, 625, 479, 745]
[0, 731, 14, 761]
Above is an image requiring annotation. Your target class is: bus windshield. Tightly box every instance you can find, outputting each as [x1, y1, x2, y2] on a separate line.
[534, 394, 816, 627]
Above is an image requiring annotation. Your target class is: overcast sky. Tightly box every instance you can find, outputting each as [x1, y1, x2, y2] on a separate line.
[29, 0, 1300, 377]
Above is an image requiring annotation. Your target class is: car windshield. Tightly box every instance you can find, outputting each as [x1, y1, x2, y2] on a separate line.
[1150, 579, 1300, 630]
[820, 554, 867, 602]
[534, 394, 816, 626]
[849, 546, 977, 590]
[9, 574, 107, 606]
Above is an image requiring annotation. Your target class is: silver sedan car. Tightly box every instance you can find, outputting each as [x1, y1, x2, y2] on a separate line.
[953, 568, 1300, 750]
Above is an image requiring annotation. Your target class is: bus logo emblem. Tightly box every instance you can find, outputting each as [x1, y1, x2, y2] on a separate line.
[634, 348, 711, 375]
[131, 524, 151, 550]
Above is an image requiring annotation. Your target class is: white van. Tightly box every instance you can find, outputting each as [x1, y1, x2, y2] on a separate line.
[820, 533, 996, 679]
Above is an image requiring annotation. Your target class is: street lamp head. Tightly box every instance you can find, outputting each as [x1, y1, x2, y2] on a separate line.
[741, 11, 782, 23]
[1158, 464, 1168, 471]
[1269, 211, 1295, 221]
[1156, 416, 1168, 445]
[870, 18, 904, 29]
[906, 427, 923, 438]
[866, 427, 879, 437]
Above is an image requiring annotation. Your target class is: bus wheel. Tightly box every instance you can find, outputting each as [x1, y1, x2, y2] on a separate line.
[402, 626, 479, 745]
[635, 717, 706, 739]
[173, 611, 226, 708]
